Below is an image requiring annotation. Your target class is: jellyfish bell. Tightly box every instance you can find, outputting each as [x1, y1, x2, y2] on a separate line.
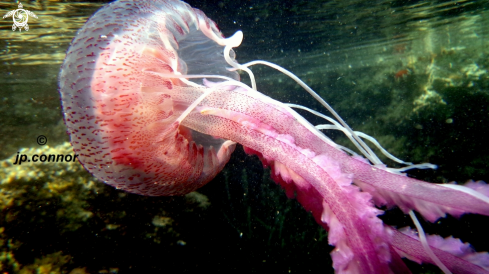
[59, 0, 243, 196]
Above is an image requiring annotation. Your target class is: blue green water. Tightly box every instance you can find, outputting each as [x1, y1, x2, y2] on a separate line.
[0, 0, 488, 273]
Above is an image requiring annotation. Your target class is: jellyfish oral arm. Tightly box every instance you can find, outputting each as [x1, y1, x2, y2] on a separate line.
[181, 83, 489, 273]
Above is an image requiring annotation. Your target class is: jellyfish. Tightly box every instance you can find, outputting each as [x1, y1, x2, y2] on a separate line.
[58, 1, 489, 273]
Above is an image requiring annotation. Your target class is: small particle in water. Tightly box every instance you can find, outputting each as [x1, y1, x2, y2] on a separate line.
[414, 124, 423, 129]
[69, 268, 89, 274]
[106, 224, 119, 230]
[446, 118, 453, 124]
[100, 35, 107, 39]
[152, 215, 173, 227]
[177, 240, 186, 246]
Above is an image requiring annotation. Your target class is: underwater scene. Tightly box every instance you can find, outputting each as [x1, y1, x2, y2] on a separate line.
[1, 0, 489, 273]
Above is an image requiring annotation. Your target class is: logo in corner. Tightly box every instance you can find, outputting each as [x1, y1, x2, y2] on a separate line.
[3, 2, 37, 32]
